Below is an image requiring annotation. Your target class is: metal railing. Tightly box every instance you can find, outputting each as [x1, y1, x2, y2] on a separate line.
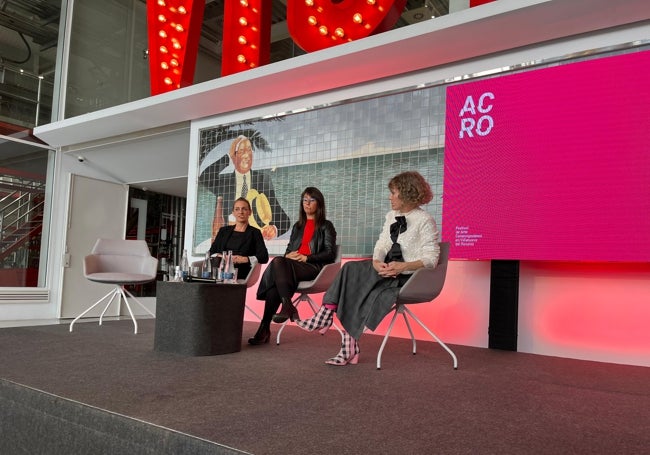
[0, 173, 46, 266]
[0, 63, 53, 128]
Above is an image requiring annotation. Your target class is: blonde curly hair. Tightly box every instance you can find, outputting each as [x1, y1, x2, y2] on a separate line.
[388, 171, 433, 206]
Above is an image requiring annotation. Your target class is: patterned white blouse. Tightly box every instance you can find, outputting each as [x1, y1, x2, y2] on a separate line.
[372, 207, 440, 271]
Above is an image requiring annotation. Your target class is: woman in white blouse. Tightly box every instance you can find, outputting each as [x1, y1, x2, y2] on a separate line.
[297, 171, 440, 365]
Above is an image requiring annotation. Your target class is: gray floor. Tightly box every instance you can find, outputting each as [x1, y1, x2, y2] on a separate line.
[1, 319, 649, 455]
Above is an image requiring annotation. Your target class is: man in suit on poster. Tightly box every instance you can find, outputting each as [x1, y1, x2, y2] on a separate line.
[201, 135, 290, 240]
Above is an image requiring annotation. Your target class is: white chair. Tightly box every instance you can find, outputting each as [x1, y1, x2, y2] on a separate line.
[276, 245, 343, 345]
[240, 261, 263, 320]
[376, 242, 458, 370]
[69, 239, 157, 334]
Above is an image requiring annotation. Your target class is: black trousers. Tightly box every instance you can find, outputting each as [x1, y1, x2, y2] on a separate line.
[257, 256, 320, 324]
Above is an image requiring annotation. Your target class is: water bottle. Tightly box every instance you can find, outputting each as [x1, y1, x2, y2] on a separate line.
[223, 250, 235, 283]
[180, 249, 189, 280]
[217, 251, 226, 282]
[202, 251, 211, 278]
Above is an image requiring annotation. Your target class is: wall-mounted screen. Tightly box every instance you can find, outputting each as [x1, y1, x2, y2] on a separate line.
[443, 50, 650, 261]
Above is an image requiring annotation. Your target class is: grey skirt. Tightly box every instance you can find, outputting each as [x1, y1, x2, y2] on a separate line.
[324, 260, 405, 339]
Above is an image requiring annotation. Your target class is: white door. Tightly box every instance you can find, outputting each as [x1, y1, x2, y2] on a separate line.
[60, 175, 128, 318]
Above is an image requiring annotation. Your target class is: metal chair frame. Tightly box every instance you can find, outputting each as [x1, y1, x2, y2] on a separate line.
[376, 242, 458, 370]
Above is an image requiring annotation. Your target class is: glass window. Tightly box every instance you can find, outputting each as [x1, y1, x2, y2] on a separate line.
[65, 0, 149, 118]
[0, 131, 53, 287]
[0, 0, 59, 127]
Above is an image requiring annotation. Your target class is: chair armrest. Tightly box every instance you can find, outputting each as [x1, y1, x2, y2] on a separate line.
[83, 255, 101, 277]
[142, 256, 158, 278]
[244, 262, 262, 288]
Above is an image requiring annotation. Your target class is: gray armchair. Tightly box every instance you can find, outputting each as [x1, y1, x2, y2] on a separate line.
[276, 245, 344, 345]
[69, 239, 157, 334]
[240, 261, 263, 320]
[376, 242, 458, 370]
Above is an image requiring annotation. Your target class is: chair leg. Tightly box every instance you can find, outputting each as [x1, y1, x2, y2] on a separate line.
[120, 286, 157, 334]
[69, 288, 120, 332]
[276, 295, 303, 345]
[245, 304, 262, 321]
[118, 287, 139, 334]
[402, 306, 458, 369]
[98, 289, 121, 326]
[376, 308, 400, 370]
[401, 311, 417, 355]
[122, 287, 155, 317]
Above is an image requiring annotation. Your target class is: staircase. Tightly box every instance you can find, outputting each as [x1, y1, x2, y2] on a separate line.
[0, 171, 46, 265]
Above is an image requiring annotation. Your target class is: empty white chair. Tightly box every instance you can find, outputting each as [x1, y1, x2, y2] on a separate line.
[69, 238, 157, 334]
[376, 242, 457, 370]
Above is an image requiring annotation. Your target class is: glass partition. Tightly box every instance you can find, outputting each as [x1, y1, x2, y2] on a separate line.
[65, 0, 149, 118]
[0, 132, 53, 287]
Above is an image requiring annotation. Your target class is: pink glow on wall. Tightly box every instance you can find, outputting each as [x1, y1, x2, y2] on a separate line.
[241, 259, 650, 366]
[242, 260, 491, 349]
[443, 50, 650, 262]
[519, 261, 650, 366]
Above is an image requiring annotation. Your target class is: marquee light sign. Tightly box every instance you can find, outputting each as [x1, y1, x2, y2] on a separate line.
[221, 0, 272, 76]
[147, 0, 497, 94]
[146, 0, 205, 95]
[286, 0, 408, 52]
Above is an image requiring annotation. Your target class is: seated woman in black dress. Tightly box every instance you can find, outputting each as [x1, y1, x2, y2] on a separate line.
[248, 187, 337, 345]
[209, 197, 269, 280]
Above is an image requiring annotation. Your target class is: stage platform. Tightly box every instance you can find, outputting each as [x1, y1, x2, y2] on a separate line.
[1, 319, 649, 454]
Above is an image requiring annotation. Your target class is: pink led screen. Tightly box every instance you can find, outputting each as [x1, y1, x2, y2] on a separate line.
[443, 50, 650, 261]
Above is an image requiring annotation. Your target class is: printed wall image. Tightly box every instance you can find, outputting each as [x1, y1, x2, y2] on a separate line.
[199, 132, 291, 241]
[194, 87, 446, 256]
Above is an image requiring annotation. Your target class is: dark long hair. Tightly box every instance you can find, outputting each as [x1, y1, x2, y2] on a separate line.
[296, 187, 326, 228]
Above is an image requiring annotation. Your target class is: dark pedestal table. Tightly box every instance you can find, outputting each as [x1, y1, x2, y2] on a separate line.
[154, 281, 247, 356]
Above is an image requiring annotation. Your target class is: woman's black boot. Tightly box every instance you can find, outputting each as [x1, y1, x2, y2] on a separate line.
[248, 323, 271, 345]
[272, 297, 298, 323]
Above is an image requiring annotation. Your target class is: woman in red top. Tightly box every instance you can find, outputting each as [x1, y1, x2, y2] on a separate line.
[249, 187, 337, 345]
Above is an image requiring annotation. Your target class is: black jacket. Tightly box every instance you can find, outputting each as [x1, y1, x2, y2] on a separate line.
[285, 220, 337, 266]
[209, 224, 269, 278]
[255, 220, 337, 301]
